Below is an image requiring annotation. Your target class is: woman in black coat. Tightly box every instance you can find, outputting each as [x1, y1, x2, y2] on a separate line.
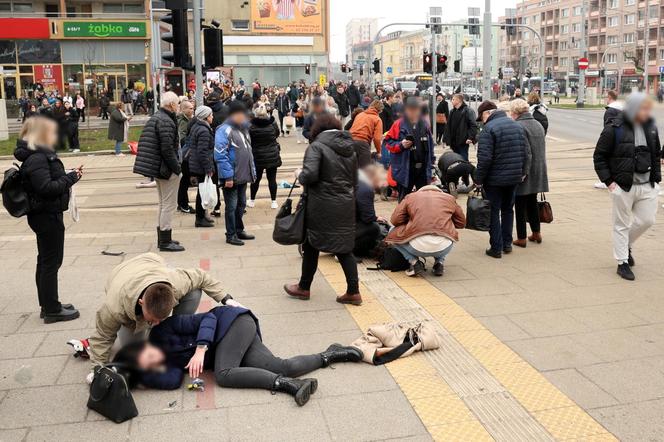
[435, 94, 449, 145]
[62, 101, 80, 152]
[186, 106, 216, 228]
[248, 103, 282, 209]
[14, 116, 82, 324]
[284, 114, 361, 305]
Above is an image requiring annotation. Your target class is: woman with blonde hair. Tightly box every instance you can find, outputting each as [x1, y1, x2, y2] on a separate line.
[14, 116, 82, 324]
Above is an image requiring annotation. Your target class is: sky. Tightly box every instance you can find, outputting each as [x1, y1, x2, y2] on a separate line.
[329, 0, 518, 61]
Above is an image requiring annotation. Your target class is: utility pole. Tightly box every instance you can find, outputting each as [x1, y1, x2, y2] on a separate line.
[643, 1, 649, 94]
[430, 24, 438, 144]
[482, 0, 492, 100]
[192, 0, 203, 106]
[577, 0, 587, 108]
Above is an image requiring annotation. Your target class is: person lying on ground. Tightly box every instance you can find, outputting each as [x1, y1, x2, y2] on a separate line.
[113, 305, 363, 406]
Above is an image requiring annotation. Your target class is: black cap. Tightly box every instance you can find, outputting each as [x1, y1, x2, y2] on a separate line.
[476, 100, 497, 121]
[228, 100, 247, 116]
[405, 97, 420, 109]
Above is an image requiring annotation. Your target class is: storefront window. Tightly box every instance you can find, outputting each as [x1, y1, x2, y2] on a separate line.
[0, 40, 16, 64]
[19, 65, 32, 74]
[17, 40, 61, 64]
[64, 64, 84, 96]
[20, 75, 35, 98]
[127, 63, 146, 91]
[3, 75, 17, 99]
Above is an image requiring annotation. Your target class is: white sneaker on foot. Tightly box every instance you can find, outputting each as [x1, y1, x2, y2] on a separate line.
[594, 182, 607, 189]
[271, 200, 278, 209]
[297, 140, 301, 144]
[246, 199, 255, 208]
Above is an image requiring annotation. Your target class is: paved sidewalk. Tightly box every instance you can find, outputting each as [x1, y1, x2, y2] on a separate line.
[0, 128, 663, 441]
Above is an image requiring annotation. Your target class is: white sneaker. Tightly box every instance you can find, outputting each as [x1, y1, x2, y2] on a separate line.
[297, 140, 301, 144]
[116, 153, 125, 157]
[594, 182, 607, 189]
[246, 200, 255, 208]
[72, 149, 80, 153]
[271, 200, 278, 209]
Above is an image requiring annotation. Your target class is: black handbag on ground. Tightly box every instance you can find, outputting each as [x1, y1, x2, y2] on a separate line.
[273, 178, 307, 245]
[87, 365, 138, 423]
[538, 193, 554, 224]
[466, 188, 491, 232]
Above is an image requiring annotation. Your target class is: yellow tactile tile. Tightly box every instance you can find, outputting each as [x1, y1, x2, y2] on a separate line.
[484, 362, 547, 388]
[534, 406, 611, 441]
[386, 353, 439, 378]
[438, 314, 486, 332]
[428, 420, 496, 442]
[567, 433, 620, 442]
[509, 382, 576, 412]
[395, 374, 456, 400]
[451, 329, 503, 349]
[410, 394, 477, 426]
[466, 343, 523, 366]
[426, 303, 470, 320]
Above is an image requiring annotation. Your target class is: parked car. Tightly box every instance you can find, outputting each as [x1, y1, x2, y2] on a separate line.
[463, 87, 482, 102]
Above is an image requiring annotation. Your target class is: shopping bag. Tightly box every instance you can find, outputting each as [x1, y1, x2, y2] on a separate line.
[538, 193, 553, 224]
[466, 188, 491, 232]
[273, 178, 306, 245]
[198, 176, 218, 210]
[128, 141, 138, 155]
[283, 115, 296, 129]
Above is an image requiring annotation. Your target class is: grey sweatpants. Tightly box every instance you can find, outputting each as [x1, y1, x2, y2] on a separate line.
[611, 183, 659, 263]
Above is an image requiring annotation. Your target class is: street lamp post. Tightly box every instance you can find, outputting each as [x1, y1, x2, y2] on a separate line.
[577, 0, 587, 107]
[192, 0, 203, 106]
[482, 0, 492, 100]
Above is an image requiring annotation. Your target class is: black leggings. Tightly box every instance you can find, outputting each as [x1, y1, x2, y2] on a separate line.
[250, 167, 278, 201]
[299, 241, 359, 294]
[515, 193, 540, 240]
[214, 315, 324, 389]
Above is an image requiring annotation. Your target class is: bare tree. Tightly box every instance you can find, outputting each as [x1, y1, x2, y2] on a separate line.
[82, 42, 97, 130]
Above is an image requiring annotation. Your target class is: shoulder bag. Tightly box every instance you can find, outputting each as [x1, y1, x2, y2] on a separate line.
[538, 193, 553, 224]
[273, 178, 307, 245]
[87, 364, 138, 423]
[466, 188, 491, 231]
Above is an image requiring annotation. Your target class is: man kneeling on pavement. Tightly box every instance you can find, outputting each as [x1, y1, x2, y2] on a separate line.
[385, 185, 466, 277]
[83, 253, 238, 369]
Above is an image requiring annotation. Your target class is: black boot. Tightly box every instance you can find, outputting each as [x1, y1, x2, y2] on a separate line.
[272, 376, 317, 406]
[320, 343, 363, 367]
[195, 217, 214, 228]
[156, 227, 180, 245]
[158, 229, 185, 252]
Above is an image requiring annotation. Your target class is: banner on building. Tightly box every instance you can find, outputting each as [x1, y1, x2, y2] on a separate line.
[34, 64, 63, 93]
[251, 0, 322, 34]
[58, 21, 148, 38]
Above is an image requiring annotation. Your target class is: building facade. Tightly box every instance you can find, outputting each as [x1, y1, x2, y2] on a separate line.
[209, 0, 330, 87]
[345, 18, 378, 63]
[0, 0, 151, 106]
[498, 0, 664, 94]
[374, 31, 402, 83]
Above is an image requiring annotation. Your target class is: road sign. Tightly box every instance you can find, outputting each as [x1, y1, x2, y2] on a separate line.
[659, 66, 664, 74]
[319, 74, 326, 86]
[386, 66, 393, 74]
[578, 57, 589, 70]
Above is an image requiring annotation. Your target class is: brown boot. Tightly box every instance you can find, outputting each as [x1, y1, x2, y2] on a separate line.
[284, 283, 310, 300]
[528, 232, 543, 244]
[336, 293, 362, 306]
[513, 239, 527, 248]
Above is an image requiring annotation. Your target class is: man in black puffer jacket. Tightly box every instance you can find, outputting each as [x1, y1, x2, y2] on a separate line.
[594, 93, 661, 281]
[133, 91, 184, 252]
[474, 101, 530, 259]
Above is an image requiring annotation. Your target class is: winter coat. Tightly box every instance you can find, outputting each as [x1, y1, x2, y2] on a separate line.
[380, 103, 395, 135]
[384, 117, 435, 188]
[249, 116, 282, 170]
[334, 92, 350, 117]
[177, 114, 191, 146]
[349, 107, 384, 153]
[142, 307, 259, 390]
[187, 119, 215, 176]
[274, 95, 291, 115]
[347, 85, 362, 107]
[99, 96, 110, 109]
[214, 120, 256, 185]
[474, 110, 529, 187]
[356, 179, 377, 224]
[516, 112, 548, 195]
[107, 109, 127, 142]
[299, 130, 358, 254]
[444, 103, 478, 148]
[603, 102, 622, 127]
[14, 140, 78, 214]
[210, 101, 229, 130]
[385, 186, 465, 244]
[87, 253, 226, 366]
[529, 104, 549, 134]
[351, 322, 440, 364]
[593, 113, 662, 192]
[302, 111, 327, 142]
[133, 109, 181, 179]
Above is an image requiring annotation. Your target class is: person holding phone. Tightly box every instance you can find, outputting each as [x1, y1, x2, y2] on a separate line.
[14, 116, 82, 323]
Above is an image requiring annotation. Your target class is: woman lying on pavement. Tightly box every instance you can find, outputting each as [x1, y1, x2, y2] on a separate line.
[113, 301, 362, 406]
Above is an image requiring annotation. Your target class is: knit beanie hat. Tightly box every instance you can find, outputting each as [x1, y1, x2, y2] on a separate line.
[195, 105, 212, 120]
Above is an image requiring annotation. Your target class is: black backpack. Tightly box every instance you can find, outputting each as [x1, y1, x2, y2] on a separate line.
[368, 242, 410, 272]
[1, 163, 31, 217]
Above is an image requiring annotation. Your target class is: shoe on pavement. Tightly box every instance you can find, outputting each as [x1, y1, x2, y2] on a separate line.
[237, 231, 255, 240]
[594, 182, 608, 189]
[617, 263, 635, 281]
[432, 262, 444, 277]
[136, 180, 157, 189]
[158, 229, 185, 252]
[211, 209, 222, 218]
[40, 303, 74, 319]
[71, 149, 80, 153]
[271, 200, 278, 209]
[528, 232, 543, 243]
[485, 248, 502, 259]
[405, 260, 425, 277]
[246, 199, 255, 208]
[503, 246, 513, 254]
[336, 293, 362, 305]
[628, 248, 635, 267]
[116, 153, 125, 157]
[43, 306, 80, 324]
[513, 239, 527, 248]
[177, 206, 195, 214]
[195, 218, 214, 228]
[284, 283, 311, 300]
[226, 236, 245, 246]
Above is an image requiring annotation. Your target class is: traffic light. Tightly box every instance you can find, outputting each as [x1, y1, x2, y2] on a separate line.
[161, 7, 189, 68]
[498, 67, 503, 80]
[437, 54, 448, 72]
[546, 67, 552, 80]
[505, 18, 517, 37]
[359, 65, 364, 76]
[468, 17, 480, 36]
[526, 69, 533, 79]
[423, 52, 433, 74]
[341, 63, 347, 73]
[305, 64, 311, 75]
[203, 28, 223, 68]
[372, 58, 380, 74]
[454, 60, 461, 73]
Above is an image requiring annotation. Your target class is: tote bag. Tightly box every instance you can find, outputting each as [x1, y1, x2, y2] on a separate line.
[273, 178, 306, 245]
[466, 188, 491, 232]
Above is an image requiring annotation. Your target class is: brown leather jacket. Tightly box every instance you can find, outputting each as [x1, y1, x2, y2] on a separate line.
[385, 186, 466, 244]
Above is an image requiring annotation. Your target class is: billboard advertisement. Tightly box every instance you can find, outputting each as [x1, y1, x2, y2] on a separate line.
[34, 64, 63, 93]
[252, 0, 322, 34]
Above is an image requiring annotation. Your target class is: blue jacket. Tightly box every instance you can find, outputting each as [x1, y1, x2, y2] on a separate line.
[214, 120, 256, 185]
[474, 111, 528, 187]
[384, 118, 435, 188]
[140, 306, 259, 390]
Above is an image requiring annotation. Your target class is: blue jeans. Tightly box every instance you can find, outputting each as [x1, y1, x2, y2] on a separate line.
[114, 141, 122, 154]
[484, 185, 517, 252]
[393, 241, 454, 264]
[221, 182, 247, 239]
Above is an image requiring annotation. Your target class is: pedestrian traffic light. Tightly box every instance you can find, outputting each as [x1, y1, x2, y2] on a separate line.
[454, 60, 461, 73]
[203, 28, 223, 69]
[437, 54, 448, 72]
[359, 65, 364, 76]
[372, 58, 380, 74]
[161, 7, 189, 68]
[423, 52, 433, 74]
[305, 64, 311, 75]
[526, 69, 533, 79]
[341, 63, 347, 73]
[467, 17, 480, 36]
[498, 67, 503, 80]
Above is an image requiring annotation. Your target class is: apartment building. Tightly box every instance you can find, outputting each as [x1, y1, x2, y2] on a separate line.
[498, 0, 664, 93]
[345, 18, 378, 63]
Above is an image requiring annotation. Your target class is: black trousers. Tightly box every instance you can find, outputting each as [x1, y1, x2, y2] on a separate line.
[299, 241, 359, 294]
[515, 193, 540, 240]
[28, 212, 65, 313]
[100, 106, 109, 120]
[78, 108, 85, 122]
[177, 161, 191, 209]
[250, 167, 278, 200]
[397, 167, 428, 202]
[354, 221, 381, 257]
[66, 125, 79, 150]
[214, 315, 324, 389]
[278, 111, 288, 134]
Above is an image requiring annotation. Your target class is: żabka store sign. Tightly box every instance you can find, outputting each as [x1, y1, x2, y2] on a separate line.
[62, 21, 147, 38]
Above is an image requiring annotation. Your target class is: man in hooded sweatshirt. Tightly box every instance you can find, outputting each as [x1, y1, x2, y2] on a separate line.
[593, 93, 662, 281]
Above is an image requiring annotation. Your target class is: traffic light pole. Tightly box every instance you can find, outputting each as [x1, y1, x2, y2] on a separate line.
[430, 24, 437, 144]
[482, 0, 492, 101]
[192, 0, 203, 106]
[577, 0, 587, 107]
